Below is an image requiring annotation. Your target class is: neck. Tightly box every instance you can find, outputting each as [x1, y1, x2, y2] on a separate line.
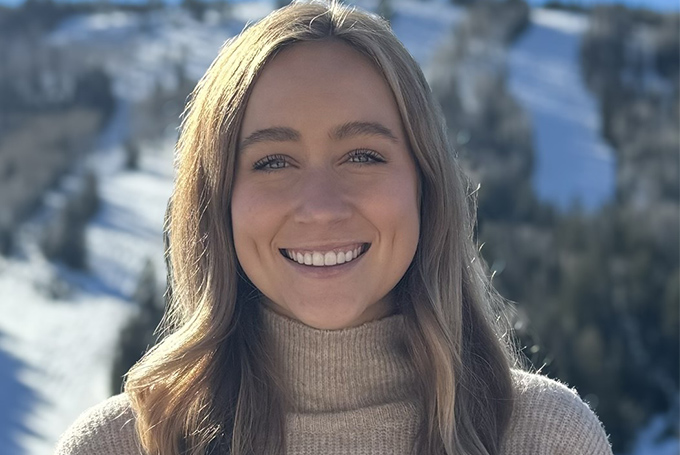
[258, 302, 419, 413]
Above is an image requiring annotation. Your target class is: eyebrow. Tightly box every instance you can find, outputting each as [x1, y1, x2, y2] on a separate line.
[238, 126, 300, 151]
[238, 121, 399, 152]
[331, 121, 399, 142]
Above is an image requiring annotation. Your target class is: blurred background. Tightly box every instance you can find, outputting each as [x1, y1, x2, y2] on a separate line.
[0, 0, 677, 453]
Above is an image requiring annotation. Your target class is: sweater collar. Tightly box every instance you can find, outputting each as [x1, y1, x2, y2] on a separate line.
[258, 303, 419, 413]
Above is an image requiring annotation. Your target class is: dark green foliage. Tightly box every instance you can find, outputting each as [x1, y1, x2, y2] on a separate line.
[501, 202, 680, 452]
[124, 141, 140, 171]
[73, 69, 116, 123]
[40, 172, 100, 269]
[0, 0, 90, 37]
[79, 170, 101, 219]
[111, 259, 165, 394]
[130, 77, 194, 143]
[0, 0, 162, 37]
[431, 0, 544, 228]
[0, 224, 12, 256]
[377, 0, 393, 23]
[41, 200, 87, 269]
[503, 7, 678, 453]
[0, 24, 115, 256]
[433, 3, 678, 452]
[542, 1, 589, 13]
[182, 0, 207, 21]
[465, 0, 530, 44]
[653, 16, 680, 82]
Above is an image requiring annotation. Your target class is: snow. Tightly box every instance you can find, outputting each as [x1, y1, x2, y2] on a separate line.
[49, 8, 252, 102]
[388, 0, 463, 65]
[508, 8, 616, 212]
[0, 131, 176, 454]
[532, 8, 588, 34]
[630, 413, 680, 455]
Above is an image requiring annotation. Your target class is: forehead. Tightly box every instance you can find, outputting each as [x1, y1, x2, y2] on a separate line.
[240, 40, 404, 137]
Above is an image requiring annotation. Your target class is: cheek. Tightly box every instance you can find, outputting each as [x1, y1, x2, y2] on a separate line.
[365, 167, 420, 249]
[230, 181, 282, 264]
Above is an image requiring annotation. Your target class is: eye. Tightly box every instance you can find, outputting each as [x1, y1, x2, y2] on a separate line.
[347, 149, 386, 165]
[252, 154, 289, 172]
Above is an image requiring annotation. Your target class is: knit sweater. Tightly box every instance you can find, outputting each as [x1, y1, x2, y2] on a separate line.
[55, 305, 613, 454]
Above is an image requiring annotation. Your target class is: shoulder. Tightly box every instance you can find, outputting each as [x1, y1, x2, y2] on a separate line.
[54, 393, 142, 455]
[503, 369, 613, 455]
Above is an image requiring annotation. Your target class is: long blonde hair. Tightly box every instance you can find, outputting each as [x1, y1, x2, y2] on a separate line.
[124, 2, 516, 454]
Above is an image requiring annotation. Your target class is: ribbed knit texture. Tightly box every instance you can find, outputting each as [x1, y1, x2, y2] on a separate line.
[55, 304, 613, 455]
[260, 304, 422, 454]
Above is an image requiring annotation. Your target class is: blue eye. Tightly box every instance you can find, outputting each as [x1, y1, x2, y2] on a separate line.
[252, 154, 288, 172]
[347, 149, 386, 164]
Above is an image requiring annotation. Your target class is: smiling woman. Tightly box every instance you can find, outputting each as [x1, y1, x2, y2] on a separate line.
[55, 1, 614, 455]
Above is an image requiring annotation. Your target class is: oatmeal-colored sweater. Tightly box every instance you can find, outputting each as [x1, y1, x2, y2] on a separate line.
[55, 305, 613, 454]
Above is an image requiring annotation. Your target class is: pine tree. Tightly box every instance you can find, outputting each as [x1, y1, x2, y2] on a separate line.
[111, 259, 165, 394]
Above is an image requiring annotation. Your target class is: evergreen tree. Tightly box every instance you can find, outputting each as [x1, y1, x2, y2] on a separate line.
[111, 259, 165, 394]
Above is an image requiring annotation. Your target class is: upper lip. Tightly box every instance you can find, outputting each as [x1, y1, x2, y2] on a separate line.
[279, 242, 370, 252]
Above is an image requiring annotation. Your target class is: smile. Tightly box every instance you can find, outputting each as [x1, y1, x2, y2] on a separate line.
[280, 243, 370, 267]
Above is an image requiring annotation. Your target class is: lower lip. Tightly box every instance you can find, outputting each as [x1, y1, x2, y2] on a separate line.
[281, 251, 367, 278]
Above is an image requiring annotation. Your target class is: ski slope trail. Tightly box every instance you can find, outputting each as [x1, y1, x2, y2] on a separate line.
[508, 9, 616, 212]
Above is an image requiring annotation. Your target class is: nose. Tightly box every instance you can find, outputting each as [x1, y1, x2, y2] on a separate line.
[293, 168, 353, 226]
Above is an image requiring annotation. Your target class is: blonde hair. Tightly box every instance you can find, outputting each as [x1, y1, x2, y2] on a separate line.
[124, 2, 516, 454]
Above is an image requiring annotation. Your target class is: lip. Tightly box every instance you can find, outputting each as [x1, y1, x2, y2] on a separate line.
[279, 243, 370, 278]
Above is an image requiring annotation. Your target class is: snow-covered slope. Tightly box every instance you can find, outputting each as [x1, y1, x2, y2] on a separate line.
[508, 8, 616, 212]
[48, 3, 274, 102]
[0, 131, 176, 455]
[0, 2, 463, 454]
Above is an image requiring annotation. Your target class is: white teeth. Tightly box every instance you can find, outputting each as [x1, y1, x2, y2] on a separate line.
[284, 245, 367, 267]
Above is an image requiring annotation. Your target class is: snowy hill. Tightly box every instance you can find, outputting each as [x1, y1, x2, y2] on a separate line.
[508, 8, 615, 212]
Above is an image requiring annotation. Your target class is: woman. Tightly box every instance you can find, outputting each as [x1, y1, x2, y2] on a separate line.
[56, 1, 613, 454]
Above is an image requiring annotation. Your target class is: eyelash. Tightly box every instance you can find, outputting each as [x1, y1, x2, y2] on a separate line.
[252, 149, 386, 172]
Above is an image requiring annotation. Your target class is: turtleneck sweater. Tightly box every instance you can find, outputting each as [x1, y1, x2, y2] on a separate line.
[260, 304, 422, 453]
[55, 304, 613, 455]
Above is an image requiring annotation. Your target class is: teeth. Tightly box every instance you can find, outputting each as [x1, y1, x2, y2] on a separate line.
[283, 245, 367, 267]
[324, 252, 337, 266]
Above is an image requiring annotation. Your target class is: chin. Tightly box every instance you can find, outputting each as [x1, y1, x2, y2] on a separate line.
[263, 290, 393, 330]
